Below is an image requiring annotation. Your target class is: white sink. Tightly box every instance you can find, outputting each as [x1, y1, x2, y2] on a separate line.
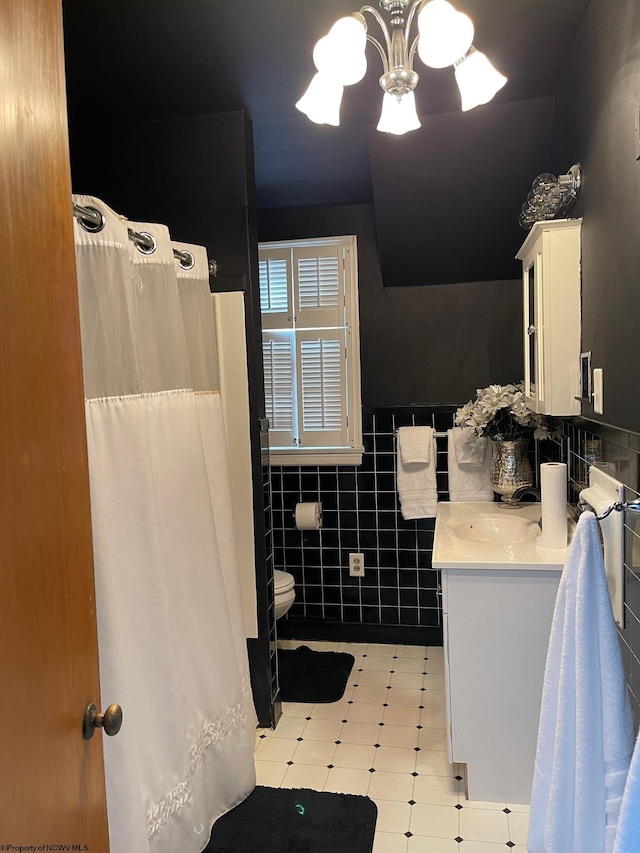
[434, 502, 566, 571]
[447, 514, 541, 544]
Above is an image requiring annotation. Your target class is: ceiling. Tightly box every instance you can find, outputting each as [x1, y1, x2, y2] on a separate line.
[62, 0, 592, 284]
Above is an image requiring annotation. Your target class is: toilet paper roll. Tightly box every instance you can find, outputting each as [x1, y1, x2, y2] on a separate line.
[538, 462, 568, 549]
[295, 502, 323, 530]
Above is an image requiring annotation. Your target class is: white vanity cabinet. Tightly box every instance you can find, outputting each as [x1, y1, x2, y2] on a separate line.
[433, 502, 566, 805]
[516, 219, 582, 416]
[441, 567, 561, 804]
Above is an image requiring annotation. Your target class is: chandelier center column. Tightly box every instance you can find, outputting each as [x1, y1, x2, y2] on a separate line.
[378, 0, 419, 97]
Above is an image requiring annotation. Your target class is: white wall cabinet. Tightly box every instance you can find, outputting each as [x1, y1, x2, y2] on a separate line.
[442, 567, 561, 804]
[516, 219, 582, 416]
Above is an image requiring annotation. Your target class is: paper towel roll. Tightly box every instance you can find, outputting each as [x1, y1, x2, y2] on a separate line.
[295, 502, 323, 530]
[538, 462, 568, 549]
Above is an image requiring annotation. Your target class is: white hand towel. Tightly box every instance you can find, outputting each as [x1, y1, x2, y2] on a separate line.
[528, 511, 634, 853]
[613, 728, 640, 853]
[447, 429, 494, 501]
[397, 429, 437, 519]
[451, 426, 488, 466]
[398, 426, 433, 464]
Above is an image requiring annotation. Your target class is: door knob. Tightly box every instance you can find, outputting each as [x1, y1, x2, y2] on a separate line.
[83, 702, 123, 740]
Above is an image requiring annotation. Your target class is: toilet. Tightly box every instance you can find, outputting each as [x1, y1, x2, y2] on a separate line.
[274, 570, 296, 620]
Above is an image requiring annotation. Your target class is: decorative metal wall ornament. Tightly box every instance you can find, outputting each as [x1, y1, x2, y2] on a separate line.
[518, 163, 582, 230]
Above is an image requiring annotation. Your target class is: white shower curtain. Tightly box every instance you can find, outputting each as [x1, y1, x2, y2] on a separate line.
[73, 195, 256, 853]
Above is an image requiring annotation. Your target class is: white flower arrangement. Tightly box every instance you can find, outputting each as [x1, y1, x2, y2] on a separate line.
[455, 383, 562, 441]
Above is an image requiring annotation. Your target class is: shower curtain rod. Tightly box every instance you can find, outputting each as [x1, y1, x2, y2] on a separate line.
[72, 202, 218, 276]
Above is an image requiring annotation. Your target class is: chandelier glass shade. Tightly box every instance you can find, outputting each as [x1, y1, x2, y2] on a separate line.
[454, 47, 508, 112]
[295, 0, 508, 136]
[295, 73, 345, 126]
[377, 90, 421, 134]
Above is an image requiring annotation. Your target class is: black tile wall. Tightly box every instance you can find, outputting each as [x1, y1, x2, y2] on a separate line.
[558, 418, 640, 728]
[271, 406, 459, 643]
[266, 409, 640, 724]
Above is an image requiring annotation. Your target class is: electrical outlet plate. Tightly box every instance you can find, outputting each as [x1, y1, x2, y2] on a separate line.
[349, 552, 365, 577]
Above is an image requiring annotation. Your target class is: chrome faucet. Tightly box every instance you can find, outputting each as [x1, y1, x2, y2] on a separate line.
[511, 486, 541, 502]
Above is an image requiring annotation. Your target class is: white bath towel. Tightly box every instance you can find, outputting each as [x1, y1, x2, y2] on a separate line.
[528, 511, 634, 853]
[613, 728, 640, 853]
[451, 426, 488, 466]
[447, 428, 494, 501]
[398, 426, 433, 464]
[397, 429, 437, 519]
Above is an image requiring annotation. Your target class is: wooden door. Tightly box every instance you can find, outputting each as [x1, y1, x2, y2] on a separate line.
[0, 0, 110, 846]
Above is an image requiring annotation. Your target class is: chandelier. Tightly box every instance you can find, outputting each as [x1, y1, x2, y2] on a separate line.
[296, 0, 507, 135]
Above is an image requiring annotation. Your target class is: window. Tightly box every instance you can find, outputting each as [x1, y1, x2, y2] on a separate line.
[259, 235, 363, 465]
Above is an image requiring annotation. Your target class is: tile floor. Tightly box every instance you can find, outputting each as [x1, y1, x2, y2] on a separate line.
[255, 640, 529, 852]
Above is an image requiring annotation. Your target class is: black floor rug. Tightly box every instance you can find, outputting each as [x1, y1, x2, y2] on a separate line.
[278, 646, 355, 703]
[205, 786, 377, 853]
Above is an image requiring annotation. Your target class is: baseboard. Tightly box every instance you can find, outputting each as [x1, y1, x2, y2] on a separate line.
[276, 619, 443, 647]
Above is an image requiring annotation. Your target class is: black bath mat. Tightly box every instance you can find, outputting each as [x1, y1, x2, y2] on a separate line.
[205, 786, 377, 853]
[278, 645, 355, 703]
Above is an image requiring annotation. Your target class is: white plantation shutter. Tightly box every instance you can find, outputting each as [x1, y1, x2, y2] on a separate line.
[259, 236, 362, 464]
[294, 244, 344, 328]
[259, 247, 292, 330]
[297, 330, 346, 448]
[262, 332, 295, 447]
[298, 257, 339, 307]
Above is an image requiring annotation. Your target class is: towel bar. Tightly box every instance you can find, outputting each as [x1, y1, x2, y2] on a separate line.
[394, 429, 449, 438]
[577, 497, 640, 520]
[579, 466, 631, 628]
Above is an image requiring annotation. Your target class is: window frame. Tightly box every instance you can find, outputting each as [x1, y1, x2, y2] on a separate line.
[259, 235, 363, 466]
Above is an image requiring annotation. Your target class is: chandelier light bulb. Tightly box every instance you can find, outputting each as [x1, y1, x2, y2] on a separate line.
[329, 15, 367, 52]
[295, 73, 344, 126]
[454, 47, 507, 111]
[313, 16, 367, 86]
[417, 0, 474, 69]
[377, 92, 421, 135]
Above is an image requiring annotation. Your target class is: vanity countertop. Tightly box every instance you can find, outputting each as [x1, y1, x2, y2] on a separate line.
[433, 501, 568, 571]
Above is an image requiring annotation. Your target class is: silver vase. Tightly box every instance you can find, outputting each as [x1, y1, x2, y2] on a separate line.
[490, 438, 533, 504]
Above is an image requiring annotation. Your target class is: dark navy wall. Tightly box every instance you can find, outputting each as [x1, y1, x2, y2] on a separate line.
[544, 0, 640, 726]
[369, 97, 555, 286]
[258, 204, 524, 407]
[550, 0, 640, 434]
